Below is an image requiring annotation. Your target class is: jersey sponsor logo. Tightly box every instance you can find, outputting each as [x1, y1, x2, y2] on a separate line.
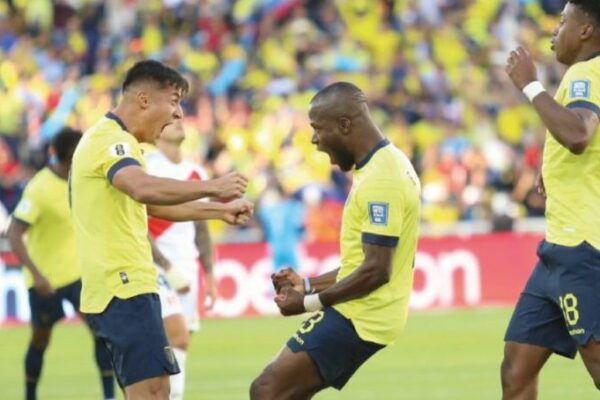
[109, 142, 132, 157]
[368, 202, 389, 226]
[570, 80, 591, 99]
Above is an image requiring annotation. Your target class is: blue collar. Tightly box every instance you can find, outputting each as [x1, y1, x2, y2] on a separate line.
[105, 112, 129, 132]
[355, 139, 390, 170]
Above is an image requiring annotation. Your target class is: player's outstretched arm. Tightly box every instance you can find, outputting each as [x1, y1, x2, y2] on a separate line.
[148, 198, 254, 224]
[112, 165, 248, 205]
[506, 46, 599, 154]
[7, 219, 54, 296]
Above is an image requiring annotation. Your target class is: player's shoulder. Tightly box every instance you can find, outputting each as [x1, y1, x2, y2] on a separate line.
[25, 167, 53, 191]
[564, 56, 600, 83]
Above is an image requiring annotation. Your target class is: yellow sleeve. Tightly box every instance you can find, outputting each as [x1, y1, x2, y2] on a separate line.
[356, 179, 403, 247]
[13, 186, 41, 225]
[99, 135, 144, 184]
[562, 62, 600, 117]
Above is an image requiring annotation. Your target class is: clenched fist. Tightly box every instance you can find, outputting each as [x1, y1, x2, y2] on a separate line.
[210, 172, 248, 200]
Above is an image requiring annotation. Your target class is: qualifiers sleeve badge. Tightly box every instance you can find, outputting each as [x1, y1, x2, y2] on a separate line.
[368, 202, 389, 226]
[570, 80, 591, 99]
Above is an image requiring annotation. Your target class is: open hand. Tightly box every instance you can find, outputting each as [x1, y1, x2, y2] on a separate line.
[505, 46, 538, 90]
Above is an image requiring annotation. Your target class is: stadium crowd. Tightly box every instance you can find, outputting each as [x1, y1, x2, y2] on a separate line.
[0, 0, 566, 241]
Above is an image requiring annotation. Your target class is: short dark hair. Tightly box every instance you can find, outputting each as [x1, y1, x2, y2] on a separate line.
[570, 0, 600, 26]
[311, 82, 367, 105]
[122, 60, 189, 94]
[52, 127, 82, 163]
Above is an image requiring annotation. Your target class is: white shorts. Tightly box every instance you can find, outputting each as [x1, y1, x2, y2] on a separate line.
[157, 261, 201, 332]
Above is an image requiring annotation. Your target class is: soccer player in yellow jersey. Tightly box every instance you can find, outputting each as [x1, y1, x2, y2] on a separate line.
[7, 128, 115, 400]
[502, 1, 600, 398]
[70, 60, 253, 400]
[250, 82, 421, 399]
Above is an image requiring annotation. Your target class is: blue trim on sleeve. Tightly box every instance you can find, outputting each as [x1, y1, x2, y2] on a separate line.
[567, 101, 600, 118]
[12, 216, 31, 227]
[362, 232, 399, 247]
[107, 157, 141, 184]
[105, 112, 129, 132]
[355, 139, 390, 170]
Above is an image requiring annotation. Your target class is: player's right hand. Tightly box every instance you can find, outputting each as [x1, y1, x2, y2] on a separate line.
[272, 268, 303, 294]
[505, 46, 538, 90]
[165, 266, 191, 293]
[33, 273, 54, 297]
[212, 172, 248, 199]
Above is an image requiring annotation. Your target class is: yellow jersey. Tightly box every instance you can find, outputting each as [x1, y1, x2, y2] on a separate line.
[543, 53, 600, 249]
[334, 139, 421, 345]
[13, 167, 79, 289]
[71, 112, 157, 313]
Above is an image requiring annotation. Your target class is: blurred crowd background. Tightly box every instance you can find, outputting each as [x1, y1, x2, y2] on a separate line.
[0, 0, 567, 243]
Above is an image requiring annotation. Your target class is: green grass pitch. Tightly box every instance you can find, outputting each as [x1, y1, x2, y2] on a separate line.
[0, 308, 597, 399]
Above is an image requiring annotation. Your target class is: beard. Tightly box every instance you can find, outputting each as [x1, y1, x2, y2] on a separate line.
[330, 145, 355, 171]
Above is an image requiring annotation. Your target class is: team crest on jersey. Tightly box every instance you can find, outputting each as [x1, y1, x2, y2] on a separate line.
[368, 202, 389, 226]
[109, 142, 131, 157]
[570, 80, 591, 99]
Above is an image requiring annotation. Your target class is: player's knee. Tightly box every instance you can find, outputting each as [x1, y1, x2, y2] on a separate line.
[250, 370, 276, 400]
[169, 330, 190, 351]
[31, 330, 51, 350]
[501, 356, 529, 393]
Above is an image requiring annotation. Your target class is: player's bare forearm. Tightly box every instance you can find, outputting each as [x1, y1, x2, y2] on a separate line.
[148, 201, 227, 222]
[7, 219, 42, 276]
[318, 244, 394, 307]
[308, 269, 339, 293]
[113, 165, 219, 205]
[195, 220, 214, 274]
[148, 235, 171, 271]
[532, 94, 599, 154]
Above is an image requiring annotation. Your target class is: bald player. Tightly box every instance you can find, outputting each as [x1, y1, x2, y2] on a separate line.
[250, 82, 421, 399]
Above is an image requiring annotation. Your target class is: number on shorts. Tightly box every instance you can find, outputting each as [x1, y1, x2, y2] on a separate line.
[298, 311, 325, 334]
[559, 293, 580, 326]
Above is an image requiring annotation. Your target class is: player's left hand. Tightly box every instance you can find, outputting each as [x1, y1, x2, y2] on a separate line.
[506, 46, 538, 90]
[274, 286, 305, 316]
[222, 199, 254, 225]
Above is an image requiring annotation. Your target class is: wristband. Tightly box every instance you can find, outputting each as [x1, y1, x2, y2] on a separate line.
[522, 81, 546, 102]
[303, 294, 323, 312]
[303, 277, 315, 294]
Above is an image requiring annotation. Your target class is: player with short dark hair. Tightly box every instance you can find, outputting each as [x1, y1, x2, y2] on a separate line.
[502, 0, 600, 398]
[70, 59, 253, 400]
[250, 82, 421, 399]
[8, 127, 116, 400]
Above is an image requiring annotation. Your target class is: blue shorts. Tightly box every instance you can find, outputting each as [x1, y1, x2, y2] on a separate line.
[85, 293, 180, 387]
[286, 307, 384, 390]
[505, 240, 600, 358]
[28, 279, 81, 328]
